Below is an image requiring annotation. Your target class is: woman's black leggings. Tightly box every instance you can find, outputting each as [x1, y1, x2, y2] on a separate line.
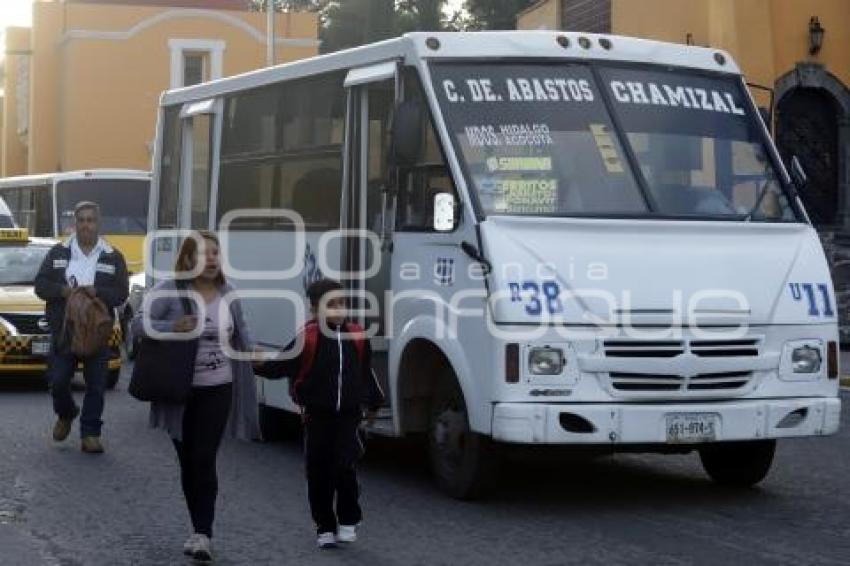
[172, 383, 232, 538]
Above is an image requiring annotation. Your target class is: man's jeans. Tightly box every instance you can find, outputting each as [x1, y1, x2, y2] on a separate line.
[49, 347, 109, 438]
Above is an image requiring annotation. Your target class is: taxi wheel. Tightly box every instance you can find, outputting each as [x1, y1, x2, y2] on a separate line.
[107, 369, 120, 390]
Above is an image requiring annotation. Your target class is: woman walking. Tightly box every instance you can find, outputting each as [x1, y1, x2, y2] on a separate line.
[131, 231, 260, 562]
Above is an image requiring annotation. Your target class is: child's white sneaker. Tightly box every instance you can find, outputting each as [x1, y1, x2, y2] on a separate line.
[317, 532, 337, 549]
[336, 525, 357, 543]
[182, 533, 201, 556]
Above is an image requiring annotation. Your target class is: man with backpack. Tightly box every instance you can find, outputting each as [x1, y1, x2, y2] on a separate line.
[255, 278, 384, 549]
[35, 201, 128, 454]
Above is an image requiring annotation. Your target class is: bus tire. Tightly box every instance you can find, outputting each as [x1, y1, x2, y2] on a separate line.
[428, 384, 498, 500]
[107, 369, 120, 390]
[699, 439, 776, 487]
[259, 403, 301, 443]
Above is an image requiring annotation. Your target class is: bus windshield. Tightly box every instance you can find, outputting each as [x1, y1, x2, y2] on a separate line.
[430, 62, 796, 222]
[57, 179, 149, 235]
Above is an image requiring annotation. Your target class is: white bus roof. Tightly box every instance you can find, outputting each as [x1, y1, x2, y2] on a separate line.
[161, 31, 740, 107]
[0, 169, 150, 190]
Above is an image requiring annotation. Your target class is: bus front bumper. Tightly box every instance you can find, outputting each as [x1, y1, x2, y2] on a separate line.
[491, 397, 841, 444]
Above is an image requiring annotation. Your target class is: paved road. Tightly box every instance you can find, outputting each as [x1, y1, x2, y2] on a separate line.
[0, 368, 848, 565]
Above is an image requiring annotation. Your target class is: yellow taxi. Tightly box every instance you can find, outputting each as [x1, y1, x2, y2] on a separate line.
[0, 228, 122, 386]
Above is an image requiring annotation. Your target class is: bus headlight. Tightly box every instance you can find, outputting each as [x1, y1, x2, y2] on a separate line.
[528, 347, 564, 375]
[792, 345, 822, 373]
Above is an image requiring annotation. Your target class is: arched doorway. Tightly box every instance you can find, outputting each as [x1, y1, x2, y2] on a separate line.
[774, 63, 850, 230]
[775, 64, 850, 344]
[776, 88, 840, 226]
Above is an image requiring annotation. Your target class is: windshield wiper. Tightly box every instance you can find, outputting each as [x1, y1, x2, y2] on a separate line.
[742, 179, 773, 222]
[0, 280, 35, 286]
[743, 160, 776, 222]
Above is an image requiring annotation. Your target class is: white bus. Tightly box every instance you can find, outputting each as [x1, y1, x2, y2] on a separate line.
[149, 32, 841, 498]
[0, 169, 151, 271]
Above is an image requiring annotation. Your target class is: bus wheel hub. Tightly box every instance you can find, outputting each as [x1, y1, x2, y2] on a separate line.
[433, 408, 466, 459]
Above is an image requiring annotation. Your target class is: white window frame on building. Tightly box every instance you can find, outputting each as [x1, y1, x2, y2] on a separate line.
[169, 39, 225, 89]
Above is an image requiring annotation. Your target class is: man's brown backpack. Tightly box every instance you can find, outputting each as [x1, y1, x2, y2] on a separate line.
[63, 288, 113, 357]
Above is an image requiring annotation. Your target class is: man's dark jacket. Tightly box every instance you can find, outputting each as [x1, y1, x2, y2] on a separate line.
[34, 239, 129, 347]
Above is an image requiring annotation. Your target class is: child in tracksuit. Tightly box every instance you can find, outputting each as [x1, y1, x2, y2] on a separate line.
[256, 279, 384, 548]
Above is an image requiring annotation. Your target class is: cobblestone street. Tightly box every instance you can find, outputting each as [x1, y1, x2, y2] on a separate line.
[0, 368, 848, 565]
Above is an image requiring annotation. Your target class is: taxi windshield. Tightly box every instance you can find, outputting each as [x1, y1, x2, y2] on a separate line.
[0, 245, 49, 286]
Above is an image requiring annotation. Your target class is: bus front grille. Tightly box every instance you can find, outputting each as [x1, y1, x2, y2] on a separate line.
[603, 340, 684, 358]
[609, 370, 753, 393]
[600, 336, 763, 398]
[690, 339, 760, 357]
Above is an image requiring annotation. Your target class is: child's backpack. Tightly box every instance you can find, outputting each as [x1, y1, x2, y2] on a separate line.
[290, 320, 366, 403]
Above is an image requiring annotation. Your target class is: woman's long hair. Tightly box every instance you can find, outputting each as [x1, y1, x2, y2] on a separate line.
[173, 230, 225, 286]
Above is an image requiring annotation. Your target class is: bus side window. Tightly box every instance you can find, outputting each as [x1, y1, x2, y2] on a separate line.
[1, 188, 23, 229]
[190, 113, 213, 229]
[366, 81, 395, 235]
[9, 187, 37, 234]
[157, 106, 182, 229]
[33, 186, 52, 237]
[290, 165, 342, 229]
[395, 71, 457, 232]
[217, 71, 345, 230]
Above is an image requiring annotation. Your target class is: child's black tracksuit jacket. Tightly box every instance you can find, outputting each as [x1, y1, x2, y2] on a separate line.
[256, 320, 384, 533]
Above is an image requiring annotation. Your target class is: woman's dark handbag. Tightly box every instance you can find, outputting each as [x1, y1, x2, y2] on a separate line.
[128, 291, 198, 403]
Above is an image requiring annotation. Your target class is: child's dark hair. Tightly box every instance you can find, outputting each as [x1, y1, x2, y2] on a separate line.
[306, 278, 344, 308]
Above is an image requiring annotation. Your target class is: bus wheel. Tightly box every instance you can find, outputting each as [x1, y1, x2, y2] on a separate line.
[259, 403, 301, 443]
[107, 370, 120, 390]
[428, 386, 498, 500]
[699, 440, 776, 487]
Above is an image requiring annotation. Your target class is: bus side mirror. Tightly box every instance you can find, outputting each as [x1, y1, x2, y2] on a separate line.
[433, 192, 456, 232]
[390, 100, 423, 168]
[790, 155, 808, 191]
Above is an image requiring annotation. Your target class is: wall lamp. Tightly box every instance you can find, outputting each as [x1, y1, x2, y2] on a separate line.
[809, 16, 825, 55]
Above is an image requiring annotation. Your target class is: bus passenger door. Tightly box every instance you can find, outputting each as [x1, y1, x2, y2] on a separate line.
[180, 99, 219, 231]
[344, 63, 398, 419]
[152, 100, 220, 279]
